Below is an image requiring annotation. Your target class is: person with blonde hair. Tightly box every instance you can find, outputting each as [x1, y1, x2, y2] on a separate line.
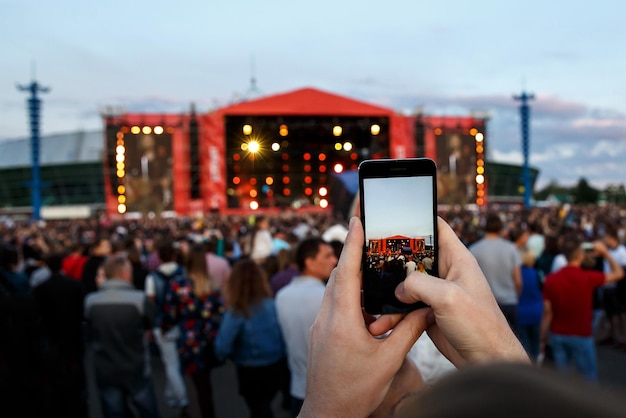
[215, 258, 287, 418]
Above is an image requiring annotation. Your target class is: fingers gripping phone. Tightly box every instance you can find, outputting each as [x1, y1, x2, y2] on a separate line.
[358, 158, 439, 315]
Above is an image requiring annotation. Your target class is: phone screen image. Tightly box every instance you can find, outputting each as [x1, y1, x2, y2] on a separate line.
[360, 164, 437, 314]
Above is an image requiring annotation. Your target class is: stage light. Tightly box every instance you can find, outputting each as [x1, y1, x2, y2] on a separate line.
[371, 124, 381, 135]
[250, 190, 258, 198]
[470, 128, 478, 136]
[477, 198, 484, 205]
[477, 166, 484, 174]
[319, 165, 327, 173]
[476, 174, 485, 184]
[118, 195, 126, 204]
[142, 126, 152, 135]
[265, 176, 274, 185]
[272, 142, 280, 151]
[117, 203, 127, 214]
[233, 176, 241, 185]
[335, 142, 342, 151]
[283, 188, 291, 196]
[333, 163, 344, 174]
[475, 133, 484, 142]
[320, 199, 329, 208]
[241, 143, 249, 151]
[304, 176, 312, 184]
[350, 152, 358, 160]
[305, 188, 313, 196]
[319, 187, 328, 197]
[116, 145, 125, 154]
[131, 126, 141, 134]
[154, 126, 164, 135]
[116, 132, 124, 140]
[304, 164, 311, 172]
[343, 142, 353, 151]
[282, 176, 290, 184]
[248, 140, 260, 153]
[333, 126, 342, 136]
[243, 124, 252, 135]
[476, 145, 484, 153]
[116, 154, 125, 163]
[282, 164, 289, 172]
[117, 185, 125, 194]
[250, 178, 257, 185]
[319, 153, 326, 161]
[279, 124, 288, 136]
[477, 190, 485, 197]
[233, 153, 241, 161]
[250, 201, 259, 210]
[434, 128, 442, 135]
[477, 159, 484, 166]
[117, 139, 124, 147]
[116, 162, 125, 170]
[117, 169, 125, 178]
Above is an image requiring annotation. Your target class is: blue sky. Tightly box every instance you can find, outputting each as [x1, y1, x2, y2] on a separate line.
[2, 0, 625, 189]
[362, 176, 435, 241]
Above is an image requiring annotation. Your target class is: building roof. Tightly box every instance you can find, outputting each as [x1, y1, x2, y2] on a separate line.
[218, 87, 394, 117]
[0, 130, 103, 168]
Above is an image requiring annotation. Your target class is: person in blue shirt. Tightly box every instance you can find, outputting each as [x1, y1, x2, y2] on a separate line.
[517, 248, 544, 362]
[214, 258, 287, 418]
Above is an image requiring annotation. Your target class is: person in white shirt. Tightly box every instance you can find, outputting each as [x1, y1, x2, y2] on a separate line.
[250, 216, 274, 262]
[600, 225, 626, 344]
[275, 237, 338, 417]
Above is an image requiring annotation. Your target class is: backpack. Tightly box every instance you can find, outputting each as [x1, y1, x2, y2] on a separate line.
[151, 267, 185, 312]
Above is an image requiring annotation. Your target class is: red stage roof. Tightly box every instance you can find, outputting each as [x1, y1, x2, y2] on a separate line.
[219, 87, 394, 117]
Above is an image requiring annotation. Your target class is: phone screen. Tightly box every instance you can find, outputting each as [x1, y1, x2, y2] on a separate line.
[359, 159, 438, 314]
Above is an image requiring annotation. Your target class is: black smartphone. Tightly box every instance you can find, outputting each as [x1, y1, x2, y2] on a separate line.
[359, 158, 439, 315]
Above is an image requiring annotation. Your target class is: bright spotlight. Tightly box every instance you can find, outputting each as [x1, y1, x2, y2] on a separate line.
[370, 124, 381, 135]
[475, 133, 484, 142]
[343, 142, 353, 151]
[249, 201, 259, 210]
[319, 199, 329, 208]
[142, 126, 152, 135]
[333, 126, 342, 137]
[154, 126, 164, 135]
[319, 187, 328, 197]
[117, 203, 127, 214]
[272, 142, 280, 151]
[130, 126, 141, 134]
[333, 163, 344, 174]
[248, 140, 260, 153]
[243, 124, 252, 135]
[476, 174, 485, 184]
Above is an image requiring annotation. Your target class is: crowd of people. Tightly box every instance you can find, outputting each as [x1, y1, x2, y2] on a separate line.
[1, 203, 626, 417]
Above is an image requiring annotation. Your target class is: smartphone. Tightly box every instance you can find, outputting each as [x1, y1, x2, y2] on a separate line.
[359, 158, 439, 315]
[581, 242, 595, 252]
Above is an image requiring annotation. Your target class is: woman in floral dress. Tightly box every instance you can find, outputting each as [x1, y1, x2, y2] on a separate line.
[163, 243, 223, 418]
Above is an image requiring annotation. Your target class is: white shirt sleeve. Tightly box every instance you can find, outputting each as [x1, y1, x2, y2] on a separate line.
[145, 273, 155, 297]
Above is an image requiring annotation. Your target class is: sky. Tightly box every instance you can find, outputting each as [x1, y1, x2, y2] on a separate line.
[2, 0, 625, 190]
[362, 176, 434, 240]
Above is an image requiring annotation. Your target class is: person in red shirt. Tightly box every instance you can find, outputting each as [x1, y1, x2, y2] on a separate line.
[62, 243, 87, 281]
[541, 235, 623, 381]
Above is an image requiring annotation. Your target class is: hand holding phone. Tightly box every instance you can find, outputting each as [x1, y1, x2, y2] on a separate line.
[358, 158, 439, 315]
